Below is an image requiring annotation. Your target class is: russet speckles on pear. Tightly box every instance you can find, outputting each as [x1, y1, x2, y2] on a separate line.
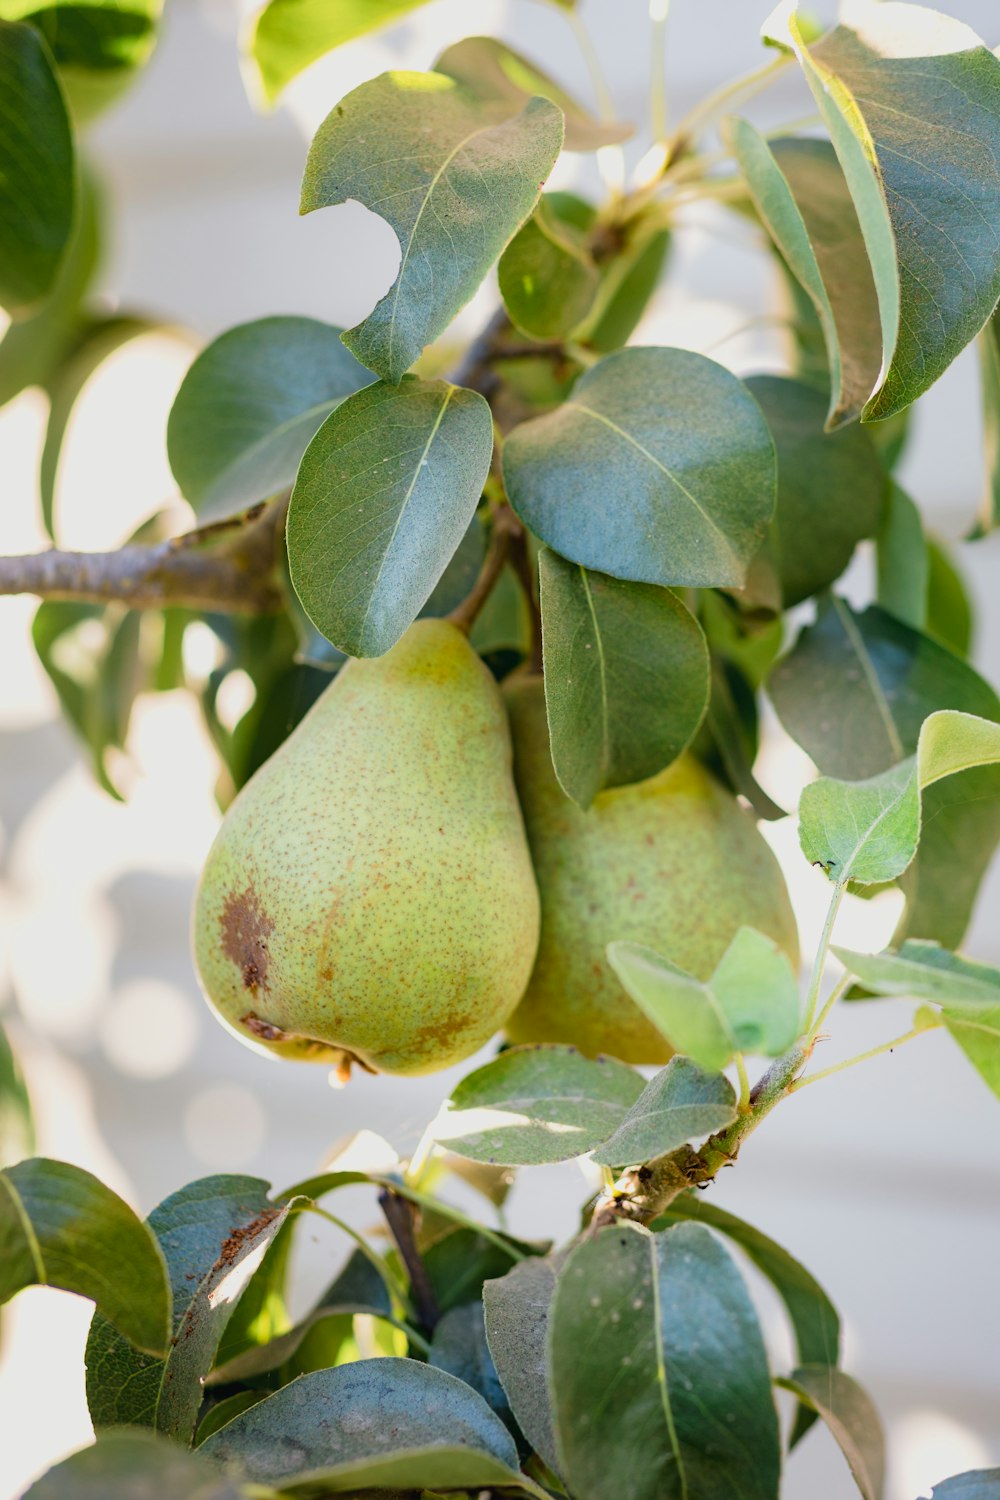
[503, 673, 799, 1064]
[192, 619, 540, 1077]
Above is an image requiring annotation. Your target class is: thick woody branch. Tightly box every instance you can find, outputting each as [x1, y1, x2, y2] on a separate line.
[0, 502, 286, 615]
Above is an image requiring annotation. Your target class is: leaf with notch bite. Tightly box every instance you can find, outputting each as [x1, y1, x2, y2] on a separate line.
[301, 72, 563, 383]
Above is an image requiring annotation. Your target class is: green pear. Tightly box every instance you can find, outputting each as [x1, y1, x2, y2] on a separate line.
[193, 620, 540, 1078]
[504, 674, 799, 1063]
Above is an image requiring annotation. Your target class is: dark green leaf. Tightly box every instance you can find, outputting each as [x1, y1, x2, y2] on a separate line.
[549, 1222, 780, 1500]
[0, 1157, 169, 1355]
[799, 710, 1000, 886]
[876, 485, 927, 632]
[200, 1358, 544, 1494]
[85, 1175, 288, 1441]
[301, 73, 563, 383]
[247, 0, 435, 104]
[195, 1391, 268, 1448]
[730, 124, 880, 427]
[430, 1302, 513, 1428]
[424, 1226, 530, 1318]
[768, 6, 1000, 420]
[435, 1045, 644, 1166]
[0, 0, 161, 78]
[655, 1195, 840, 1443]
[0, 19, 74, 314]
[436, 36, 630, 153]
[0, 1020, 34, 1167]
[702, 651, 786, 821]
[746, 375, 885, 606]
[539, 549, 709, 808]
[287, 376, 493, 657]
[499, 198, 598, 340]
[926, 1472, 1000, 1499]
[483, 1257, 561, 1477]
[608, 926, 801, 1069]
[588, 222, 670, 354]
[777, 1366, 884, 1500]
[926, 540, 973, 658]
[23, 1429, 248, 1500]
[834, 941, 1000, 1009]
[504, 347, 775, 589]
[42, 314, 153, 537]
[167, 316, 371, 521]
[592, 1057, 737, 1168]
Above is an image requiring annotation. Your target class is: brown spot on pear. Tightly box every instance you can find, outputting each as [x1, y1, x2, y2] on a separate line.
[502, 673, 798, 1063]
[192, 620, 540, 1075]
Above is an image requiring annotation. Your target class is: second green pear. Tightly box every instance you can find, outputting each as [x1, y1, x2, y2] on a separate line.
[504, 674, 799, 1063]
[193, 620, 540, 1077]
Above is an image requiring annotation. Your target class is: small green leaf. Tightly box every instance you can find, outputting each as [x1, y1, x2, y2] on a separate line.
[539, 549, 709, 808]
[799, 710, 1000, 885]
[483, 1257, 561, 1478]
[0, 1158, 170, 1356]
[504, 347, 776, 589]
[607, 927, 801, 1069]
[434, 1045, 644, 1166]
[247, 0, 435, 104]
[777, 1366, 884, 1500]
[23, 1429, 248, 1499]
[0, 0, 162, 79]
[592, 1057, 737, 1168]
[200, 1358, 545, 1495]
[940, 1007, 1000, 1101]
[287, 376, 493, 658]
[730, 123, 880, 428]
[0, 1021, 34, 1167]
[876, 485, 928, 632]
[0, 19, 75, 314]
[85, 1175, 288, 1441]
[746, 375, 885, 606]
[167, 316, 371, 521]
[301, 73, 563, 384]
[926, 540, 974, 659]
[436, 35, 630, 153]
[978, 311, 1000, 534]
[656, 1196, 840, 1444]
[549, 1222, 780, 1500]
[767, 4, 1000, 420]
[499, 198, 598, 340]
[834, 941, 1000, 1009]
[587, 221, 670, 354]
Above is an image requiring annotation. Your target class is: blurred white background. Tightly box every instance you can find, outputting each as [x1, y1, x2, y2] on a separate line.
[1, 2, 999, 1496]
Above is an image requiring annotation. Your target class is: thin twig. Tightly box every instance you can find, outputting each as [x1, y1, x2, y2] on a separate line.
[377, 1188, 440, 1333]
[447, 508, 520, 634]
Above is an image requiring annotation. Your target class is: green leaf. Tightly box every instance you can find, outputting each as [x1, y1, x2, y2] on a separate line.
[504, 347, 775, 589]
[607, 926, 801, 1069]
[287, 376, 493, 657]
[730, 123, 880, 428]
[0, 1157, 169, 1355]
[799, 710, 1000, 885]
[499, 198, 598, 340]
[834, 940, 1000, 1009]
[592, 1057, 737, 1168]
[301, 73, 563, 384]
[539, 549, 709, 808]
[247, 0, 435, 105]
[876, 485, 927, 632]
[655, 1196, 840, 1443]
[0, 19, 75, 314]
[940, 1007, 1000, 1101]
[434, 1045, 644, 1166]
[435, 36, 631, 154]
[0, 1021, 34, 1167]
[195, 1392, 268, 1448]
[423, 1226, 530, 1318]
[587, 222, 670, 354]
[200, 1358, 546, 1495]
[746, 375, 885, 605]
[85, 1175, 289, 1441]
[167, 316, 371, 522]
[0, 0, 162, 78]
[770, 597, 999, 781]
[978, 311, 1000, 533]
[549, 1222, 780, 1500]
[777, 1366, 884, 1500]
[483, 1257, 561, 1478]
[926, 1473, 1000, 1500]
[42, 314, 153, 537]
[766, 3, 1000, 421]
[430, 1302, 513, 1427]
[926, 539, 973, 658]
[23, 1429, 249, 1500]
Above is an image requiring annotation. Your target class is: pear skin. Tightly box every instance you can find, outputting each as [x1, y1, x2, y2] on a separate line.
[504, 674, 798, 1063]
[193, 620, 540, 1077]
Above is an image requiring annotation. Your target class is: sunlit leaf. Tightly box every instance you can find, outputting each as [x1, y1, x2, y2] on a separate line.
[591, 1057, 737, 1168]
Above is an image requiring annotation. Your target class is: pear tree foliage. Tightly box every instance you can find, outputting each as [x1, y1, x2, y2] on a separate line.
[4, 2, 1000, 1498]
